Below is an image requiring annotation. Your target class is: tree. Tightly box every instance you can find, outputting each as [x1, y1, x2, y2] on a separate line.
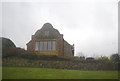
[110, 53, 119, 62]
[97, 56, 110, 63]
[1, 37, 16, 57]
[100, 56, 109, 61]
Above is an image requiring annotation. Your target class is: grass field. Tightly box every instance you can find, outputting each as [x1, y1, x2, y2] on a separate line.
[2, 66, 118, 79]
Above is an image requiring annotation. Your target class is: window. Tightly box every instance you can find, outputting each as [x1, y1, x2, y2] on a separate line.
[35, 42, 39, 51]
[52, 41, 56, 50]
[35, 40, 56, 51]
[48, 41, 52, 50]
[40, 42, 43, 51]
[43, 41, 47, 50]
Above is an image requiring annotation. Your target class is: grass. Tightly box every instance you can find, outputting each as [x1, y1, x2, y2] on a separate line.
[2, 66, 118, 79]
[0, 66, 2, 80]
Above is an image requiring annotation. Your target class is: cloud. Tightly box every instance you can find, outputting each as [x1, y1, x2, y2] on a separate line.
[2, 0, 118, 57]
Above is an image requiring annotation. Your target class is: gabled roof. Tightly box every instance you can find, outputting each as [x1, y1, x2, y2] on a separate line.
[34, 23, 61, 39]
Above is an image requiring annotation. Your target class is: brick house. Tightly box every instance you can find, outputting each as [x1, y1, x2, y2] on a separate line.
[26, 23, 74, 57]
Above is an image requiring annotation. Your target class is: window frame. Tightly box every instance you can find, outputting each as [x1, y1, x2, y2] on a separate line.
[35, 39, 57, 51]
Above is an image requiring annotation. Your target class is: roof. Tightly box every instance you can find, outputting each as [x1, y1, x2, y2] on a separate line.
[34, 23, 61, 39]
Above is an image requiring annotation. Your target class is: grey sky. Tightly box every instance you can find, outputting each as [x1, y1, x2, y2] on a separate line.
[1, 0, 119, 57]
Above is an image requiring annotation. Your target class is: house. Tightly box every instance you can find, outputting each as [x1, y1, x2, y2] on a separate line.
[26, 23, 74, 57]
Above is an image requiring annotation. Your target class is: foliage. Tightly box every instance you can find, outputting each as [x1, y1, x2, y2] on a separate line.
[97, 56, 110, 63]
[110, 53, 119, 62]
[2, 57, 118, 71]
[1, 37, 16, 55]
[86, 57, 95, 63]
[2, 47, 27, 58]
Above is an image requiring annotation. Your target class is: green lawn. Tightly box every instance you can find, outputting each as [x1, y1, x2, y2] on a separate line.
[0, 66, 2, 80]
[2, 66, 118, 79]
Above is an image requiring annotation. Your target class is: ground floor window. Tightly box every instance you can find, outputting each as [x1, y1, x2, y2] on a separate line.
[35, 40, 56, 51]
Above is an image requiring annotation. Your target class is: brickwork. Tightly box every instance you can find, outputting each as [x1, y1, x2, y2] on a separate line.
[26, 23, 74, 57]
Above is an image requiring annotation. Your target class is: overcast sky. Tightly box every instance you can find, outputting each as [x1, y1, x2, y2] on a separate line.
[1, 0, 119, 57]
